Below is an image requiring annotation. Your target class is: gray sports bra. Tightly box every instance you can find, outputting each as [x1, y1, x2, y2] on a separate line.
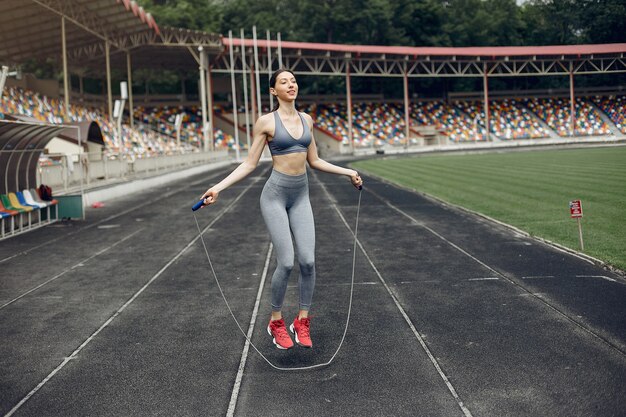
[268, 111, 312, 156]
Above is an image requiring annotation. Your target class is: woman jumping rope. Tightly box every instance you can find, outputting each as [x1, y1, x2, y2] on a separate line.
[199, 68, 363, 350]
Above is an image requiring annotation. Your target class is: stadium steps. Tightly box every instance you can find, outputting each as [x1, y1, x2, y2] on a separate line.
[589, 101, 620, 136]
[526, 108, 560, 139]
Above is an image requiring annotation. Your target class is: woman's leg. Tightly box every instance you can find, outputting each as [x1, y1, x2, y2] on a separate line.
[289, 188, 316, 314]
[260, 182, 294, 316]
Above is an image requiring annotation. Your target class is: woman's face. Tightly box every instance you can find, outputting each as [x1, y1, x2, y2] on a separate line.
[271, 71, 298, 102]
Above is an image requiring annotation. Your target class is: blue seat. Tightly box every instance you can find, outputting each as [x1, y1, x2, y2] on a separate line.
[16, 191, 40, 210]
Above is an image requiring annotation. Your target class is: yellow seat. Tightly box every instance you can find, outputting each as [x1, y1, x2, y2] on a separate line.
[8, 192, 33, 212]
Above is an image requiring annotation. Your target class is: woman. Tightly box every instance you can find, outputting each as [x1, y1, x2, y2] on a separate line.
[199, 69, 362, 350]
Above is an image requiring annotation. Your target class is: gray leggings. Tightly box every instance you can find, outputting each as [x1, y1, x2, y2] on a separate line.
[260, 170, 315, 312]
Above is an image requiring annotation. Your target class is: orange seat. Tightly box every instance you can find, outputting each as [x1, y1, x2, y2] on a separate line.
[0, 198, 18, 215]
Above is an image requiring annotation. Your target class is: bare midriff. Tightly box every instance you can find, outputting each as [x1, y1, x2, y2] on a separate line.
[271, 152, 308, 176]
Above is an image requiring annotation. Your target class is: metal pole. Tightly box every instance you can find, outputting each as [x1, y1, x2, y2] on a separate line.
[267, 30, 274, 111]
[250, 63, 257, 120]
[346, 65, 354, 153]
[253, 26, 262, 119]
[483, 63, 490, 141]
[127, 52, 134, 128]
[241, 29, 251, 152]
[403, 69, 410, 150]
[570, 64, 576, 137]
[277, 32, 283, 68]
[577, 218, 584, 251]
[206, 59, 215, 151]
[198, 46, 209, 152]
[106, 40, 113, 121]
[228, 31, 241, 161]
[0, 66, 8, 98]
[61, 16, 70, 122]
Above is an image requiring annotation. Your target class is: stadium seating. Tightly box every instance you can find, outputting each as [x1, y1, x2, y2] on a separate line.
[134, 105, 236, 149]
[524, 97, 611, 137]
[0, 86, 219, 157]
[2, 85, 623, 154]
[592, 95, 626, 135]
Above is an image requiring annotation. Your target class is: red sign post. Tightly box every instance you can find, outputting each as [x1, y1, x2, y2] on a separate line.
[569, 200, 584, 250]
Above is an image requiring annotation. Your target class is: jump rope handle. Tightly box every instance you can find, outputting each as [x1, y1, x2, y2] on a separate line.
[191, 199, 206, 211]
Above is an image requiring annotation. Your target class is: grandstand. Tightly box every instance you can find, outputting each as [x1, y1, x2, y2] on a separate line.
[4, 83, 623, 155]
[1, 0, 625, 241]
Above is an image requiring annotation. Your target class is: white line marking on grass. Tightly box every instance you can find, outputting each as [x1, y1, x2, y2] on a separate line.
[0, 229, 143, 311]
[226, 242, 273, 417]
[3, 179, 259, 417]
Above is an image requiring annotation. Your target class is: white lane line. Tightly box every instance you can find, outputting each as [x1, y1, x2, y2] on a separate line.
[315, 178, 474, 417]
[367, 186, 626, 358]
[0, 169, 228, 265]
[3, 178, 259, 417]
[467, 277, 500, 281]
[521, 275, 555, 279]
[226, 242, 273, 417]
[286, 281, 378, 288]
[576, 275, 618, 283]
[0, 229, 144, 311]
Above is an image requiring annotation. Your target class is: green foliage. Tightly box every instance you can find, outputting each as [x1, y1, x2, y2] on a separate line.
[137, 0, 223, 32]
[443, 0, 524, 46]
[139, 0, 625, 48]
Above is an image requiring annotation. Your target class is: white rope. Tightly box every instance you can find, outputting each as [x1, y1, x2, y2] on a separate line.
[192, 189, 362, 371]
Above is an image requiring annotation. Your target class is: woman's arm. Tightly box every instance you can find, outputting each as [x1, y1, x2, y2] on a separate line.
[304, 114, 363, 189]
[200, 115, 272, 205]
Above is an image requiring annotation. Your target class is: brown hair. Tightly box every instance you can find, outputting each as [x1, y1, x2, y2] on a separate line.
[269, 68, 296, 112]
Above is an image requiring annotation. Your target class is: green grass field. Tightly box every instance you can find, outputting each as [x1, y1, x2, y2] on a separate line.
[352, 146, 626, 272]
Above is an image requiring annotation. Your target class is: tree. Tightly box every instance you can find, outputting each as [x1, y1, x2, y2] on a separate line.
[578, 0, 626, 44]
[520, 0, 584, 45]
[443, 0, 524, 46]
[137, 0, 223, 32]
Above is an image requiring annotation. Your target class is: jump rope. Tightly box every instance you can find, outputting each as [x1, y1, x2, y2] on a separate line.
[191, 185, 362, 371]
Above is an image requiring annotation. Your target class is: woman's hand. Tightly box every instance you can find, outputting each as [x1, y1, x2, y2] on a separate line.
[200, 188, 219, 207]
[350, 171, 363, 190]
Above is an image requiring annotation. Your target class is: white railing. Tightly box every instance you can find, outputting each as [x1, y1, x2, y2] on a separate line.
[38, 150, 229, 194]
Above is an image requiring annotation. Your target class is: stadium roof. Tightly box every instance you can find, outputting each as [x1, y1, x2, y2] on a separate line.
[1, 1, 624, 78]
[218, 37, 626, 77]
[0, 0, 159, 65]
[229, 38, 626, 58]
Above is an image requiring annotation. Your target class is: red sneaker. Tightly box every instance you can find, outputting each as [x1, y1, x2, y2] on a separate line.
[267, 318, 294, 350]
[290, 316, 312, 348]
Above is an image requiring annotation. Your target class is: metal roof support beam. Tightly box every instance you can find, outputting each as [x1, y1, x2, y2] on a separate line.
[403, 66, 410, 150]
[198, 46, 209, 152]
[127, 52, 134, 127]
[570, 64, 576, 137]
[241, 29, 251, 152]
[206, 60, 214, 152]
[252, 26, 262, 120]
[62, 16, 70, 121]
[267, 30, 274, 111]
[228, 30, 240, 161]
[106, 40, 113, 120]
[346, 65, 353, 153]
[483, 63, 490, 142]
[1, 66, 8, 99]
[31, 0, 122, 49]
